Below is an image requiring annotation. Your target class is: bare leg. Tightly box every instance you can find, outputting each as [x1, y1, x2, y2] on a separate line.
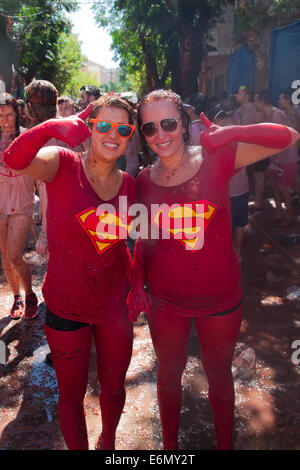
[269, 181, 284, 220]
[277, 185, 295, 224]
[232, 226, 245, 261]
[0, 216, 20, 295]
[254, 171, 265, 209]
[6, 214, 33, 296]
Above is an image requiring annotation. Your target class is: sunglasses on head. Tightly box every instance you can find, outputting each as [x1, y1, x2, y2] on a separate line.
[89, 119, 135, 138]
[140, 118, 181, 137]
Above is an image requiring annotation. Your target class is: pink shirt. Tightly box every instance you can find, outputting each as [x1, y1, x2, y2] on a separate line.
[271, 109, 299, 165]
[42, 148, 137, 324]
[137, 143, 243, 316]
[0, 129, 34, 217]
[230, 167, 249, 197]
[189, 121, 206, 146]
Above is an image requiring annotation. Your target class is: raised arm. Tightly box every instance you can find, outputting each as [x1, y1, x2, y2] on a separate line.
[4, 104, 93, 182]
[199, 113, 300, 169]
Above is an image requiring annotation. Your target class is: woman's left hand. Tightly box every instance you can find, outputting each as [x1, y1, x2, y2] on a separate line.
[49, 103, 93, 147]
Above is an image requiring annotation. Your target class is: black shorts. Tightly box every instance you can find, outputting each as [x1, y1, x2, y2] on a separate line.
[207, 297, 244, 316]
[230, 192, 249, 228]
[45, 307, 89, 331]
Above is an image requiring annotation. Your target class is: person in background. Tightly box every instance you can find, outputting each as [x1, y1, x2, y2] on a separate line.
[279, 88, 300, 203]
[17, 99, 30, 128]
[183, 93, 208, 145]
[214, 108, 249, 262]
[58, 95, 76, 117]
[234, 85, 264, 215]
[255, 89, 299, 226]
[0, 93, 37, 319]
[79, 85, 101, 110]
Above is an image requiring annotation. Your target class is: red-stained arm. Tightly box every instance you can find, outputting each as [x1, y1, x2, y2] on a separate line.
[4, 104, 93, 182]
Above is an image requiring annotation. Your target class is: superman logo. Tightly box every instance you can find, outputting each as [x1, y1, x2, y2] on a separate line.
[152, 199, 217, 251]
[76, 206, 134, 255]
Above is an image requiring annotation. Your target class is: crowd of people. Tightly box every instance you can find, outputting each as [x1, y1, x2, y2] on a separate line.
[0, 78, 299, 451]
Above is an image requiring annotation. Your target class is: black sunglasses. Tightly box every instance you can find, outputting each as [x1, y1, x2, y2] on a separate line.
[140, 118, 181, 137]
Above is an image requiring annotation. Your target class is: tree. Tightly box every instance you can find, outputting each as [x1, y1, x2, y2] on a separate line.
[54, 32, 84, 94]
[0, 0, 79, 89]
[92, 0, 234, 98]
[234, 0, 300, 89]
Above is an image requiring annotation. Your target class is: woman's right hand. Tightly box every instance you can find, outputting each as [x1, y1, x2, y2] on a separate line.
[126, 284, 153, 323]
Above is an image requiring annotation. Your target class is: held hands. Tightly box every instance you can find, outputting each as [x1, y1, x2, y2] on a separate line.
[126, 283, 153, 323]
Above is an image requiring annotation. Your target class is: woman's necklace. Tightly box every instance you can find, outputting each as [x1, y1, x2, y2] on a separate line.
[158, 151, 191, 182]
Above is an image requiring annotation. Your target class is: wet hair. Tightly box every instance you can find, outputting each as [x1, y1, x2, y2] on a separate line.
[87, 94, 136, 126]
[137, 89, 191, 144]
[0, 92, 20, 138]
[58, 95, 73, 105]
[255, 89, 272, 105]
[25, 79, 58, 123]
[80, 85, 101, 100]
[183, 92, 208, 115]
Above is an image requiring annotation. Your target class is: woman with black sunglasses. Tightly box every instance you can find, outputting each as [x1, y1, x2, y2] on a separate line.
[4, 95, 137, 450]
[127, 89, 299, 450]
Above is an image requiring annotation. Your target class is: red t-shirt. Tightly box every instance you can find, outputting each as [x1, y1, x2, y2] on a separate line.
[137, 143, 243, 316]
[42, 148, 137, 324]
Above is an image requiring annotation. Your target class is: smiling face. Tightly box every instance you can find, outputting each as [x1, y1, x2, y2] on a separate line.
[140, 100, 186, 162]
[0, 104, 17, 134]
[90, 105, 131, 163]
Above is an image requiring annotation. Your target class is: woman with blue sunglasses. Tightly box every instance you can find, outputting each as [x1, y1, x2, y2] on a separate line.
[127, 89, 299, 450]
[4, 95, 137, 450]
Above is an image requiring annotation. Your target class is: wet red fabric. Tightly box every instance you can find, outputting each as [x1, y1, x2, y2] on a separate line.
[42, 148, 137, 324]
[137, 143, 243, 316]
[44, 313, 133, 450]
[148, 303, 243, 450]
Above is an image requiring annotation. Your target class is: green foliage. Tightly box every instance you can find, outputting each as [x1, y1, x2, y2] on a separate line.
[61, 69, 99, 99]
[92, 0, 234, 96]
[235, 0, 300, 33]
[53, 32, 84, 94]
[0, 0, 80, 83]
